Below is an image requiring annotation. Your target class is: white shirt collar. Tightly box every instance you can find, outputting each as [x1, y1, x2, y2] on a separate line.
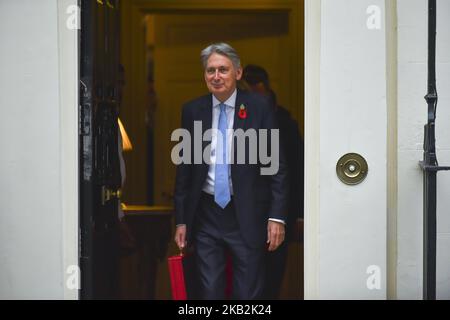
[212, 88, 237, 109]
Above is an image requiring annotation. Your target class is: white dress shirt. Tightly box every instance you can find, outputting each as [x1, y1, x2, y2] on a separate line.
[202, 89, 236, 195]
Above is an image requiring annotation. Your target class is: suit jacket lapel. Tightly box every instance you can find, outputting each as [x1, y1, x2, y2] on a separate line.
[233, 89, 246, 132]
[199, 90, 246, 167]
[232, 90, 248, 171]
[200, 94, 213, 152]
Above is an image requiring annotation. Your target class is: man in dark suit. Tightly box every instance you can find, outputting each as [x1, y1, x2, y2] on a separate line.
[173, 43, 288, 300]
[242, 64, 304, 299]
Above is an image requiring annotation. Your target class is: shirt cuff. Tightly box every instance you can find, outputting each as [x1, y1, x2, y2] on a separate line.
[268, 218, 286, 225]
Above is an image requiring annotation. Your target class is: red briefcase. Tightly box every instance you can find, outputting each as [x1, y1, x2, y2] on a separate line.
[168, 249, 233, 300]
[168, 254, 187, 300]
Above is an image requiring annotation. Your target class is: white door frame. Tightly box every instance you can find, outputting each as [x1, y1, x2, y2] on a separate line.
[59, 0, 79, 300]
[304, 0, 398, 299]
[304, 0, 321, 299]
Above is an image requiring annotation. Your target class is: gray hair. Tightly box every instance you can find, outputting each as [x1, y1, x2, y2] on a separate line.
[200, 43, 241, 69]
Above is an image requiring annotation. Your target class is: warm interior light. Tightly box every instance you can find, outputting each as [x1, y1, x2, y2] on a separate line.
[118, 118, 133, 151]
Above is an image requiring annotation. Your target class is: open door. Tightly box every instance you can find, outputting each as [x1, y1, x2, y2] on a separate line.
[79, 0, 121, 299]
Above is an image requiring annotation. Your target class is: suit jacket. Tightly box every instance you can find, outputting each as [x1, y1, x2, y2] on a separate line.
[276, 106, 304, 239]
[174, 89, 288, 248]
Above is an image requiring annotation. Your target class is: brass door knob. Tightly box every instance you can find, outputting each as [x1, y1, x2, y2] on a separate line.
[336, 153, 368, 185]
[111, 189, 122, 199]
[101, 187, 122, 205]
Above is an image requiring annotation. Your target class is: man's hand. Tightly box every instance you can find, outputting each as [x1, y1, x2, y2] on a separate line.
[174, 225, 187, 251]
[267, 220, 285, 251]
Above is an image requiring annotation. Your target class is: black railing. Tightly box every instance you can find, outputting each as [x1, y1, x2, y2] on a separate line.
[419, 0, 450, 300]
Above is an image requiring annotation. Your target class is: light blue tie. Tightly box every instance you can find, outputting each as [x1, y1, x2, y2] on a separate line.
[214, 103, 231, 209]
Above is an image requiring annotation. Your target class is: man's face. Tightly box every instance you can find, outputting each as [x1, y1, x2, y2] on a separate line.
[204, 53, 242, 101]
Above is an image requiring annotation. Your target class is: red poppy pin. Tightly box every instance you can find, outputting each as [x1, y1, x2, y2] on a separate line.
[238, 104, 247, 119]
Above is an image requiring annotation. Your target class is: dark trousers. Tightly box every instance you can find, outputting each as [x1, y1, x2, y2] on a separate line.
[264, 241, 288, 299]
[194, 192, 266, 300]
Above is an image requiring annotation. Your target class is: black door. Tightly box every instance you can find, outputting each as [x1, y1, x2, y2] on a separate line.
[79, 0, 121, 299]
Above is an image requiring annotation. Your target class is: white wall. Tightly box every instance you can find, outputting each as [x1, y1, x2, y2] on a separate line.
[397, 0, 450, 299]
[314, 0, 388, 299]
[0, 0, 78, 299]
